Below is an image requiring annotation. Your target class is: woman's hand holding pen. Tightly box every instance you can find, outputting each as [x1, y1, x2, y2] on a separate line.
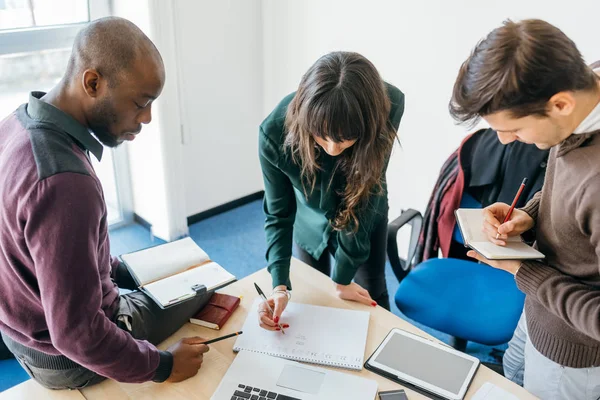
[257, 285, 290, 331]
[482, 203, 534, 246]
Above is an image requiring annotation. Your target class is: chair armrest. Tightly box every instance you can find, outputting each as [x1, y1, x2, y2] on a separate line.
[387, 209, 423, 282]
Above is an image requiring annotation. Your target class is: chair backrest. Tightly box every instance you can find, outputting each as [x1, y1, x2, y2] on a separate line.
[388, 192, 479, 281]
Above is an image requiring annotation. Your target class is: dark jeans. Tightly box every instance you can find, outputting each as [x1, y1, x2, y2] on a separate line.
[2, 263, 211, 390]
[294, 216, 390, 310]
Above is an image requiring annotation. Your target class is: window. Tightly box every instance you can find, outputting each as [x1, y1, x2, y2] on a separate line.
[0, 0, 132, 226]
[0, 0, 89, 30]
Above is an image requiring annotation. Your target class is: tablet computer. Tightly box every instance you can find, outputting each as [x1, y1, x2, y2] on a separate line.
[365, 328, 480, 400]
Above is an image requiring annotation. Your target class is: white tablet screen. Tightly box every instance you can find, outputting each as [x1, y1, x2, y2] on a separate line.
[374, 332, 476, 395]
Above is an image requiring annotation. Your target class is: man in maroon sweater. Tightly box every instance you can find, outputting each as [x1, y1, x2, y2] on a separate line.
[450, 19, 600, 399]
[0, 17, 210, 389]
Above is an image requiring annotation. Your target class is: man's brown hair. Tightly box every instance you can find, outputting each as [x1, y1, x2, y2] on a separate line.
[450, 19, 599, 124]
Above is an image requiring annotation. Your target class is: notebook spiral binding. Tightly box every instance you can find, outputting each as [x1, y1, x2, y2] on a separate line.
[233, 347, 361, 371]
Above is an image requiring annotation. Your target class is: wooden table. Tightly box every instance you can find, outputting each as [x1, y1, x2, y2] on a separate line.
[0, 379, 85, 400]
[3, 259, 538, 399]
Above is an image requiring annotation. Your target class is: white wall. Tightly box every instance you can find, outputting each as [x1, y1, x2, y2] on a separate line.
[261, 0, 600, 221]
[113, 0, 189, 241]
[110, 0, 266, 239]
[173, 0, 265, 217]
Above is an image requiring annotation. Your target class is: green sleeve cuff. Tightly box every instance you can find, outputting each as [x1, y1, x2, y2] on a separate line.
[331, 253, 360, 285]
[331, 268, 356, 285]
[268, 263, 292, 290]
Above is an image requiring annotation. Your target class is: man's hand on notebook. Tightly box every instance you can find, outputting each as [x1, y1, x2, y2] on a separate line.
[257, 286, 290, 331]
[482, 202, 535, 246]
[166, 337, 210, 382]
[335, 282, 377, 307]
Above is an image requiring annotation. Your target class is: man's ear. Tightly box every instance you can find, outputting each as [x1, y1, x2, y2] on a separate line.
[547, 91, 576, 117]
[82, 69, 103, 98]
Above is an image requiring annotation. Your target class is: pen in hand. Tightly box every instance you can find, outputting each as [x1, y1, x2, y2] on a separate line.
[200, 331, 243, 345]
[496, 177, 528, 240]
[254, 282, 285, 334]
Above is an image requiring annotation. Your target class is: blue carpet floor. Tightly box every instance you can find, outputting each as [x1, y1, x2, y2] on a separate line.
[0, 199, 506, 393]
[0, 359, 29, 393]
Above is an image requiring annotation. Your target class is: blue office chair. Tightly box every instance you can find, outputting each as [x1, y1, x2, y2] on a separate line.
[387, 193, 525, 352]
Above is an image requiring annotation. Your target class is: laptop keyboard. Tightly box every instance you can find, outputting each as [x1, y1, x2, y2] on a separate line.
[231, 384, 302, 400]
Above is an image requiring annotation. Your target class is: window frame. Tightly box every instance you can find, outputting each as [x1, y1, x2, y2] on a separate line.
[0, 0, 111, 55]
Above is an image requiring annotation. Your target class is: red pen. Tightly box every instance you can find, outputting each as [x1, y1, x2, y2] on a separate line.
[496, 178, 528, 240]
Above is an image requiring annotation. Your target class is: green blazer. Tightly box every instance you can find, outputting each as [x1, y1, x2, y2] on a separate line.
[259, 83, 405, 288]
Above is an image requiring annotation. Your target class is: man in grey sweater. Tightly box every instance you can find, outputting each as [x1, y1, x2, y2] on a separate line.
[450, 19, 600, 400]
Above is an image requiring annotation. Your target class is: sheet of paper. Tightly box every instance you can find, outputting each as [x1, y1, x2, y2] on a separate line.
[121, 237, 210, 285]
[471, 382, 519, 400]
[143, 262, 235, 307]
[233, 298, 370, 370]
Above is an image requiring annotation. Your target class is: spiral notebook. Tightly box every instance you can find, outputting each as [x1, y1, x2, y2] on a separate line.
[232, 298, 370, 370]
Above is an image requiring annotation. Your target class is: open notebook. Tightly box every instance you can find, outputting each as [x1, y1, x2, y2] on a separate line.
[232, 298, 370, 370]
[120, 237, 236, 308]
[455, 208, 545, 260]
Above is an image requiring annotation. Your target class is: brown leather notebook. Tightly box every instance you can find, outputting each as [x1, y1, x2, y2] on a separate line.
[190, 293, 241, 330]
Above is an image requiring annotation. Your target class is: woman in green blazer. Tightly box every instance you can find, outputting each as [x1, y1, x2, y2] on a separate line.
[257, 51, 404, 330]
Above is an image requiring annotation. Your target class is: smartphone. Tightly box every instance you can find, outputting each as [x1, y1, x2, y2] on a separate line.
[379, 389, 409, 400]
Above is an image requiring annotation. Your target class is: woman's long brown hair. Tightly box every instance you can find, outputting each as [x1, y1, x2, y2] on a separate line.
[284, 51, 397, 232]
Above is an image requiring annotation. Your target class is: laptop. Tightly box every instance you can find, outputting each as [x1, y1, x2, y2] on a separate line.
[211, 351, 378, 400]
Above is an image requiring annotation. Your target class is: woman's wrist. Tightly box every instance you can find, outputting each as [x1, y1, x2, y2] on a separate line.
[272, 285, 291, 300]
[334, 281, 351, 289]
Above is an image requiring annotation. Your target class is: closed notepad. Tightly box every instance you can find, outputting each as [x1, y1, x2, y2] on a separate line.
[455, 208, 545, 260]
[232, 298, 370, 370]
[190, 293, 240, 330]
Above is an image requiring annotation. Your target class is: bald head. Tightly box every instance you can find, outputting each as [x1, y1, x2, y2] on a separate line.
[53, 17, 165, 148]
[66, 17, 163, 86]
